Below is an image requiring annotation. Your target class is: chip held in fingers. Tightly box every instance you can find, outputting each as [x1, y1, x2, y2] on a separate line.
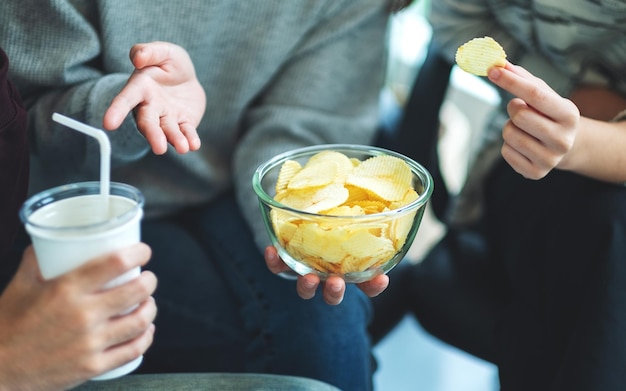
[455, 36, 507, 76]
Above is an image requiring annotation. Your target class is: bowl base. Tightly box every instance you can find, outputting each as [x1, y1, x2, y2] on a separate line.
[277, 248, 399, 284]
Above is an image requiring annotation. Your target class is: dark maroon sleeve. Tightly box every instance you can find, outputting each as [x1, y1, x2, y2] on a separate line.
[0, 47, 29, 261]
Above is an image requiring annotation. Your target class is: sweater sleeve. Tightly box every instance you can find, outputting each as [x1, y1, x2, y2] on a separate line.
[0, 2, 150, 189]
[233, 1, 390, 251]
[0, 47, 29, 262]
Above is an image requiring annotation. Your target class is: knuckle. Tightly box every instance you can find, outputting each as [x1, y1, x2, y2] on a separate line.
[526, 164, 549, 180]
[137, 273, 157, 296]
[80, 359, 104, 378]
[129, 312, 152, 333]
[528, 85, 547, 103]
[108, 251, 135, 273]
[552, 138, 570, 154]
[127, 341, 147, 359]
[48, 282, 74, 303]
[73, 310, 98, 331]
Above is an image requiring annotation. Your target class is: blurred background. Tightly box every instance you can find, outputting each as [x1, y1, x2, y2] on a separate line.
[372, 2, 500, 390]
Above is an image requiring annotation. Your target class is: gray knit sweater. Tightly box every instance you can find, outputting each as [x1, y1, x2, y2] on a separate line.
[0, 0, 389, 250]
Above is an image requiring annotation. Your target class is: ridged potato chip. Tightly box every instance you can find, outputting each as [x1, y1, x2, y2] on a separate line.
[271, 150, 419, 274]
[305, 150, 355, 184]
[287, 160, 336, 190]
[455, 36, 506, 76]
[277, 183, 349, 213]
[346, 155, 412, 202]
[275, 160, 302, 193]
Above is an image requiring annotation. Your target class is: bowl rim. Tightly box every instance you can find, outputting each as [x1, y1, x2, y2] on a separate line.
[252, 143, 434, 219]
[19, 181, 144, 233]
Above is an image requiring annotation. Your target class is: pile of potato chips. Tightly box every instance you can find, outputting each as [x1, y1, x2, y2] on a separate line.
[270, 150, 419, 275]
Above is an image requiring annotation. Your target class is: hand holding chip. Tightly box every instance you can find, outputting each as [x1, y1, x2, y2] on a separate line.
[456, 36, 580, 179]
[264, 246, 389, 305]
[488, 63, 579, 179]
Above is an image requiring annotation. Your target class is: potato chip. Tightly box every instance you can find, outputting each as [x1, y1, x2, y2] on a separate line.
[287, 160, 336, 189]
[270, 210, 299, 247]
[455, 36, 506, 76]
[347, 200, 388, 214]
[277, 183, 348, 213]
[305, 150, 354, 184]
[306, 257, 342, 274]
[275, 159, 302, 193]
[296, 224, 355, 264]
[389, 188, 419, 210]
[344, 185, 371, 204]
[321, 205, 366, 217]
[389, 210, 417, 251]
[346, 155, 412, 202]
[341, 232, 396, 273]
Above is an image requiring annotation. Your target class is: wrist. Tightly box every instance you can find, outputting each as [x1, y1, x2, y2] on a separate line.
[556, 118, 589, 173]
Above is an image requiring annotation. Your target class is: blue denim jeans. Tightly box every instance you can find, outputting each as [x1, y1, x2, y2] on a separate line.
[137, 192, 374, 390]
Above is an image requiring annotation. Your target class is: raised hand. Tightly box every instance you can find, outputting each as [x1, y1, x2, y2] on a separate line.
[104, 41, 206, 155]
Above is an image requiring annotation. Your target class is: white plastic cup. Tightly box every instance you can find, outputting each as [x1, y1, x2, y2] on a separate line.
[19, 181, 145, 380]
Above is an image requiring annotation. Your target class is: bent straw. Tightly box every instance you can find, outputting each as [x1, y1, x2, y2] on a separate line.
[51, 113, 111, 198]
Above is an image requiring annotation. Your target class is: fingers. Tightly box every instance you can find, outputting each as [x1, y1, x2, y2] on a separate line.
[134, 105, 169, 155]
[129, 42, 174, 70]
[129, 42, 190, 77]
[180, 122, 201, 151]
[99, 270, 158, 317]
[296, 274, 320, 300]
[103, 74, 148, 131]
[489, 64, 579, 179]
[320, 274, 390, 304]
[100, 323, 156, 375]
[105, 41, 204, 155]
[265, 246, 388, 305]
[265, 247, 323, 301]
[159, 115, 190, 154]
[106, 296, 157, 348]
[357, 274, 389, 298]
[504, 97, 553, 142]
[69, 243, 153, 290]
[265, 246, 368, 305]
[488, 63, 577, 123]
[321, 276, 345, 305]
[501, 141, 535, 178]
[114, 88, 200, 155]
[264, 246, 290, 274]
[502, 97, 575, 178]
[501, 125, 554, 180]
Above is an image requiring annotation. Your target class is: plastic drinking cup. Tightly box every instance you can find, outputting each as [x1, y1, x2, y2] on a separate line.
[19, 181, 145, 380]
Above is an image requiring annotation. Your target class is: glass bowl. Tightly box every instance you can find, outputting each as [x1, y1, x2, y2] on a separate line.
[253, 144, 433, 283]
